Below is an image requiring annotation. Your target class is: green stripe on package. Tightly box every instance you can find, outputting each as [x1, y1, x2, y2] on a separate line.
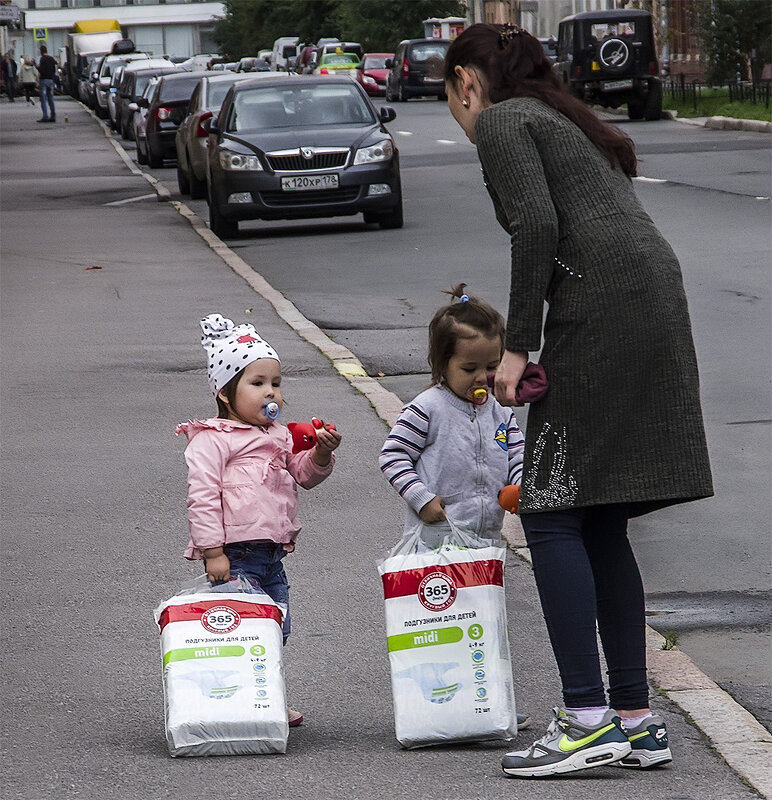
[387, 627, 463, 652]
[164, 645, 245, 667]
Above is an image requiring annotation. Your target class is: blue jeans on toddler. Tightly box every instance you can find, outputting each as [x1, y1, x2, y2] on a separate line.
[223, 540, 291, 642]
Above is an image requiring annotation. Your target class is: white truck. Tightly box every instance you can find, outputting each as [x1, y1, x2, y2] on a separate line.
[65, 19, 125, 98]
[271, 37, 300, 71]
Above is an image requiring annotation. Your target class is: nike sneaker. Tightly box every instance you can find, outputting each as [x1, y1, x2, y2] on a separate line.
[616, 714, 672, 768]
[501, 707, 631, 777]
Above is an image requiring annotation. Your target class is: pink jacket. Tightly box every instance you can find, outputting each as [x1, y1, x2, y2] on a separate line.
[176, 417, 334, 560]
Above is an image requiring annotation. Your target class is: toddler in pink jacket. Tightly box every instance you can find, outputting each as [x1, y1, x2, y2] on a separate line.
[176, 313, 342, 727]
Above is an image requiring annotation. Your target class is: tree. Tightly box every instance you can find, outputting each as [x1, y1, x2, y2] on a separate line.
[213, 0, 467, 58]
[694, 0, 772, 83]
[334, 0, 466, 52]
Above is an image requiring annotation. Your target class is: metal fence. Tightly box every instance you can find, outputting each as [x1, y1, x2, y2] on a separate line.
[665, 75, 771, 111]
[665, 75, 700, 112]
[727, 80, 770, 109]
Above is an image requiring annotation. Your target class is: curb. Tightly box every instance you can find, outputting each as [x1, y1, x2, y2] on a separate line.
[100, 107, 772, 797]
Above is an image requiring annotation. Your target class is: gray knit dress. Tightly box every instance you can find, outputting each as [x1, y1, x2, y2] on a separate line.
[474, 97, 713, 517]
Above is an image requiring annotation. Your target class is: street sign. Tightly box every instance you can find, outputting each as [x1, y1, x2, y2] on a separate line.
[34, 27, 48, 42]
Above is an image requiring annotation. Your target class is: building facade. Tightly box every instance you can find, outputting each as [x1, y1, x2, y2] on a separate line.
[2, 0, 224, 64]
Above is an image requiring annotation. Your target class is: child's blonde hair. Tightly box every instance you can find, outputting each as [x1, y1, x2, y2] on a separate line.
[428, 283, 505, 385]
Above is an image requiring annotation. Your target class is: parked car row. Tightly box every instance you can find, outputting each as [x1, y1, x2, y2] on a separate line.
[115, 68, 403, 236]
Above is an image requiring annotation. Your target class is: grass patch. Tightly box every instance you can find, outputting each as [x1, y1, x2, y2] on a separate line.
[661, 86, 771, 121]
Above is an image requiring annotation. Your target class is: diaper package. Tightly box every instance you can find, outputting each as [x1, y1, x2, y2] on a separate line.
[153, 574, 288, 757]
[377, 522, 518, 748]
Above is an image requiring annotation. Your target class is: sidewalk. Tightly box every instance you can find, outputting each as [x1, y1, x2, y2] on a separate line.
[1, 95, 769, 800]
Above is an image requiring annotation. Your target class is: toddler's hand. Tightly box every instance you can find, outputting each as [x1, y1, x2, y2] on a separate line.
[419, 496, 446, 523]
[205, 553, 231, 583]
[312, 425, 342, 466]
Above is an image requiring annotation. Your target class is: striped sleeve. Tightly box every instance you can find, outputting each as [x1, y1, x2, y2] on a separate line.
[379, 403, 436, 515]
[507, 412, 525, 486]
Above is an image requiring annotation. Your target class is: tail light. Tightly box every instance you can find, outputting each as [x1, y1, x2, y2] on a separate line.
[402, 58, 409, 78]
[156, 106, 172, 121]
[196, 110, 212, 138]
[320, 67, 329, 74]
[576, 66, 583, 78]
[649, 61, 657, 75]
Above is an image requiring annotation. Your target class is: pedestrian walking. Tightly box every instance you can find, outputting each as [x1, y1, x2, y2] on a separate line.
[176, 313, 342, 729]
[36, 45, 56, 122]
[19, 57, 38, 105]
[379, 283, 531, 732]
[442, 23, 713, 778]
[2, 53, 17, 102]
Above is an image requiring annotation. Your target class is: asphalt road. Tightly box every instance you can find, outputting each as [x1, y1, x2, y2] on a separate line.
[147, 98, 772, 729]
[1, 95, 768, 800]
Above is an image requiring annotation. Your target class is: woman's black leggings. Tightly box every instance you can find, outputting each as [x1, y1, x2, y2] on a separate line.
[521, 504, 649, 711]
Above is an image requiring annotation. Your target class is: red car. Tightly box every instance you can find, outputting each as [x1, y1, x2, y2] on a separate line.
[357, 53, 393, 97]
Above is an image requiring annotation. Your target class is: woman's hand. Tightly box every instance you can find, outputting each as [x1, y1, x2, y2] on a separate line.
[419, 496, 446, 523]
[204, 549, 231, 583]
[311, 426, 342, 466]
[494, 350, 529, 406]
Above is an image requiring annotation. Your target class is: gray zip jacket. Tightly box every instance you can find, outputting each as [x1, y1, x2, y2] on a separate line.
[380, 385, 524, 537]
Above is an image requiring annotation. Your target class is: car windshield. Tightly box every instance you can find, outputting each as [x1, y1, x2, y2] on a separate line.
[159, 75, 203, 102]
[363, 56, 389, 69]
[207, 80, 239, 109]
[227, 84, 373, 131]
[409, 42, 449, 62]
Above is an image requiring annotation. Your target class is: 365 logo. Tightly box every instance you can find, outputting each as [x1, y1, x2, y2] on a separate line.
[201, 605, 241, 634]
[418, 572, 457, 611]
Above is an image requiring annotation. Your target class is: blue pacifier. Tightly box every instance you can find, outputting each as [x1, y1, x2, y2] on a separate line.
[264, 402, 280, 420]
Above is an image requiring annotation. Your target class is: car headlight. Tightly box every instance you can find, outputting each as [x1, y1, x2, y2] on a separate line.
[353, 139, 394, 165]
[218, 150, 263, 171]
[363, 75, 377, 86]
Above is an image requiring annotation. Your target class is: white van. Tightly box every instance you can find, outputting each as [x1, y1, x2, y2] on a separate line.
[271, 37, 300, 71]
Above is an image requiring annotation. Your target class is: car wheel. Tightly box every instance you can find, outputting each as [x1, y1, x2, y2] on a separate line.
[147, 144, 163, 169]
[378, 195, 404, 230]
[627, 97, 645, 120]
[188, 161, 207, 200]
[644, 80, 662, 121]
[208, 190, 238, 238]
[177, 164, 190, 195]
[136, 138, 147, 165]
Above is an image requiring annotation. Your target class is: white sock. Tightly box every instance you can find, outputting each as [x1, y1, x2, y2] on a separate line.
[619, 711, 653, 732]
[568, 706, 609, 727]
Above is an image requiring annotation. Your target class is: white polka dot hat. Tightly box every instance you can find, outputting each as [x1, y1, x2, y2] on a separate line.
[200, 313, 280, 395]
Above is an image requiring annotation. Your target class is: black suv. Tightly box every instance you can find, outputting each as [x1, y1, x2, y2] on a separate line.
[555, 9, 662, 121]
[385, 39, 450, 101]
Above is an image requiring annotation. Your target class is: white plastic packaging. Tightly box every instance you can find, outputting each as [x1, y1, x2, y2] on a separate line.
[153, 574, 288, 756]
[377, 521, 518, 748]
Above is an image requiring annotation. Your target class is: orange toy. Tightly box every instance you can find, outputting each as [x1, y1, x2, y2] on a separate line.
[498, 484, 520, 515]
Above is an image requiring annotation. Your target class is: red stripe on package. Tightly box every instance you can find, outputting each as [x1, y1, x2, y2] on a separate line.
[158, 599, 283, 632]
[381, 559, 503, 600]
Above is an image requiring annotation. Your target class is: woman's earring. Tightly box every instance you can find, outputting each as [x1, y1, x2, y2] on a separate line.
[462, 98, 470, 108]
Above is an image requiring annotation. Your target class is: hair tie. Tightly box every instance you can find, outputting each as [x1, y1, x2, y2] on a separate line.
[498, 23, 522, 47]
[459, 294, 469, 303]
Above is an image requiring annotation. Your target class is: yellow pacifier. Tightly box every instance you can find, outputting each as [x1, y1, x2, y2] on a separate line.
[472, 388, 489, 405]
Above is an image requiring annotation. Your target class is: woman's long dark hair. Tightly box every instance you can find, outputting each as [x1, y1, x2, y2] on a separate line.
[444, 23, 637, 177]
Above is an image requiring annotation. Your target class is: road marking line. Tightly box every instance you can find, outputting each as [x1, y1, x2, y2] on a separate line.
[104, 193, 157, 206]
[634, 176, 668, 183]
[396, 130, 413, 135]
[436, 139, 456, 145]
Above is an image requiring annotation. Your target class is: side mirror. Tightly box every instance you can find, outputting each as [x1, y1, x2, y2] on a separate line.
[203, 116, 219, 134]
[128, 102, 138, 112]
[380, 106, 396, 123]
[385, 58, 393, 69]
